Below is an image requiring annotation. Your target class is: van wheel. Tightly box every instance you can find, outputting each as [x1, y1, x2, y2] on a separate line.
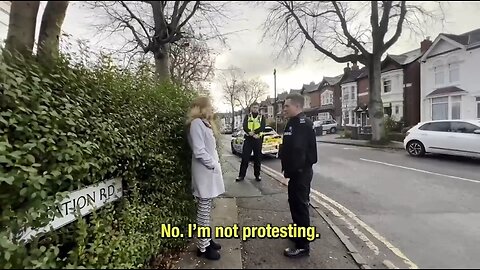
[407, 140, 425, 157]
[330, 127, 337, 134]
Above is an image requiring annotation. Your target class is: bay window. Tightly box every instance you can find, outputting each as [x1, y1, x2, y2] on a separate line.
[431, 95, 462, 120]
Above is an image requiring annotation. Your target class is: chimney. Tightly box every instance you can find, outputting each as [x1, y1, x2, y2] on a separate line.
[343, 63, 351, 75]
[351, 61, 359, 71]
[421, 36, 433, 53]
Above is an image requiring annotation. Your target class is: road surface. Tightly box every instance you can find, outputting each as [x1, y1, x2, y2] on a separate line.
[223, 135, 480, 268]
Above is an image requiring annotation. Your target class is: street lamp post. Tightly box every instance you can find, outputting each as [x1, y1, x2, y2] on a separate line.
[274, 68, 277, 131]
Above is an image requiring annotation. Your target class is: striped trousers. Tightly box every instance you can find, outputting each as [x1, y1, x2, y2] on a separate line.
[196, 197, 213, 252]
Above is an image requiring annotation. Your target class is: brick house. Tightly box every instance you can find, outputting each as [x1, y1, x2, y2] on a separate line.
[300, 82, 321, 121]
[380, 38, 432, 126]
[345, 38, 433, 128]
[341, 64, 368, 126]
[318, 74, 344, 124]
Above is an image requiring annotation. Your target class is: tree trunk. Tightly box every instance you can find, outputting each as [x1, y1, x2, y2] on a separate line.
[154, 44, 171, 83]
[368, 55, 386, 143]
[37, 1, 69, 65]
[5, 1, 40, 57]
[231, 104, 235, 133]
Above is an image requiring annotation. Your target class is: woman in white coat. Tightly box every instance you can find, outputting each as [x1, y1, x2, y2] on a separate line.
[186, 96, 225, 260]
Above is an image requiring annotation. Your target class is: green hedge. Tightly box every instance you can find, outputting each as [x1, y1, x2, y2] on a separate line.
[0, 51, 196, 268]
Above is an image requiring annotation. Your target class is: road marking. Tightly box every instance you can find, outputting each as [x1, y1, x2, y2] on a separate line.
[343, 147, 358, 150]
[310, 189, 418, 269]
[261, 163, 418, 269]
[360, 158, 480, 184]
[310, 193, 380, 255]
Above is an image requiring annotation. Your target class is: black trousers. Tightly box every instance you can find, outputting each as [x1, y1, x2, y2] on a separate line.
[287, 167, 313, 249]
[239, 137, 262, 178]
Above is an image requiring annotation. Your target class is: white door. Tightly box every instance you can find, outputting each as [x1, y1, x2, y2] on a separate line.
[450, 121, 480, 158]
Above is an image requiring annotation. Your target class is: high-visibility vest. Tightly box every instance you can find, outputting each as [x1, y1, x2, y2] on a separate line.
[247, 114, 262, 132]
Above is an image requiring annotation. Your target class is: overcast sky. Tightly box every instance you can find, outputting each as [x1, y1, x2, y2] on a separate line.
[45, 1, 480, 112]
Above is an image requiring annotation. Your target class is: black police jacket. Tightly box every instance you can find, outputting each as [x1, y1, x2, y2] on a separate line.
[279, 113, 317, 177]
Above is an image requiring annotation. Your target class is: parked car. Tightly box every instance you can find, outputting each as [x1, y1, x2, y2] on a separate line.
[403, 120, 480, 158]
[231, 126, 282, 157]
[313, 119, 338, 134]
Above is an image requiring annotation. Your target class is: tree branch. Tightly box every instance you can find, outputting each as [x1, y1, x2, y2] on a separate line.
[283, 1, 361, 63]
[178, 2, 201, 30]
[332, 1, 369, 56]
[119, 1, 151, 40]
[383, 1, 407, 52]
[379, 1, 392, 37]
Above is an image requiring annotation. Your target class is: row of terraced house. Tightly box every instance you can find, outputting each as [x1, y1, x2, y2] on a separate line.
[238, 27, 480, 135]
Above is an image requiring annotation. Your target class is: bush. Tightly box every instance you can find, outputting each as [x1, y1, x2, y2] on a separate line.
[0, 51, 196, 268]
[388, 132, 406, 142]
[341, 129, 352, 139]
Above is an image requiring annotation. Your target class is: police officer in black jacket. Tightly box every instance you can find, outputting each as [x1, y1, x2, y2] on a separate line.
[279, 93, 318, 258]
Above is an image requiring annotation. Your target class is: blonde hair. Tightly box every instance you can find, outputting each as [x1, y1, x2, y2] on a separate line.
[186, 96, 220, 138]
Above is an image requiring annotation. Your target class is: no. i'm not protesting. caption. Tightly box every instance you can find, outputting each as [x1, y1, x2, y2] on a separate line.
[161, 223, 320, 241]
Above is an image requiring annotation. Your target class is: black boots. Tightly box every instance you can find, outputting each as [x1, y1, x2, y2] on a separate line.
[209, 239, 221, 250]
[197, 240, 222, 260]
[236, 176, 244, 182]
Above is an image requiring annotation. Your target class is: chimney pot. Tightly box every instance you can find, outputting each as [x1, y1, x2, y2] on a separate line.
[421, 37, 433, 53]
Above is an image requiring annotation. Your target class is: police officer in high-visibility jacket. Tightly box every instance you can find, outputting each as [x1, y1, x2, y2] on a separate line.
[279, 93, 317, 258]
[236, 102, 266, 182]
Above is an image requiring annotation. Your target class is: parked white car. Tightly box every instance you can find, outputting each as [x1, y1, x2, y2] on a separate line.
[313, 119, 338, 134]
[403, 120, 480, 158]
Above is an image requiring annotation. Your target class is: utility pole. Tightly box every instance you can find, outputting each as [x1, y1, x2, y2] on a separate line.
[274, 68, 277, 131]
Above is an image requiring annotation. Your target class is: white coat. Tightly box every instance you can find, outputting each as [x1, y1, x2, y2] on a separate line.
[187, 118, 225, 198]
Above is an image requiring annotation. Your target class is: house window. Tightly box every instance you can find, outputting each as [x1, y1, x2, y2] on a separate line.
[343, 111, 349, 126]
[451, 96, 461, 120]
[449, 63, 460, 83]
[431, 97, 448, 120]
[351, 86, 356, 99]
[434, 65, 444, 85]
[383, 80, 392, 93]
[395, 105, 399, 115]
[304, 96, 311, 108]
[322, 91, 334, 105]
[343, 87, 349, 101]
[476, 97, 480, 119]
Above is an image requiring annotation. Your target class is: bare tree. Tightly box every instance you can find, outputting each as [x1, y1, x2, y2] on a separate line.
[262, 1, 443, 142]
[5, 1, 40, 57]
[37, 1, 70, 65]
[90, 1, 230, 82]
[220, 66, 244, 133]
[169, 37, 216, 91]
[236, 77, 269, 114]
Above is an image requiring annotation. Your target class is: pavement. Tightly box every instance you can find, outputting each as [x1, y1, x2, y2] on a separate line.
[175, 139, 360, 269]
[317, 134, 404, 150]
